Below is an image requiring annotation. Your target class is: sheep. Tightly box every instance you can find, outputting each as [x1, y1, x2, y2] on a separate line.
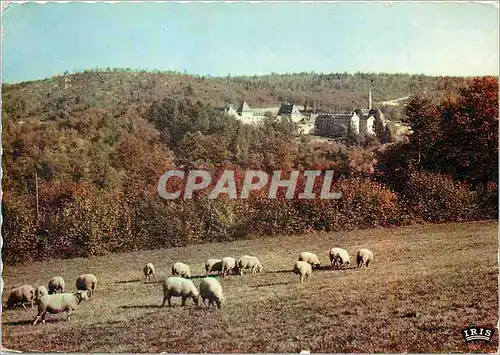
[48, 276, 65, 294]
[205, 259, 223, 276]
[357, 248, 374, 268]
[237, 255, 263, 275]
[143, 263, 156, 281]
[35, 285, 49, 303]
[32, 290, 90, 325]
[298, 251, 321, 269]
[199, 277, 225, 309]
[171, 262, 191, 278]
[221, 257, 239, 277]
[162, 276, 199, 307]
[329, 248, 351, 270]
[293, 261, 313, 284]
[7, 285, 35, 309]
[76, 274, 97, 298]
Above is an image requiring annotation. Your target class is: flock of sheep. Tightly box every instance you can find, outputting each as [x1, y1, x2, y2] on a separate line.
[149, 247, 373, 309]
[5, 247, 373, 325]
[6, 274, 97, 325]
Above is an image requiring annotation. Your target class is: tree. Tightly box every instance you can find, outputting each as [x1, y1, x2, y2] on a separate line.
[439, 76, 498, 186]
[402, 94, 442, 171]
[346, 121, 358, 147]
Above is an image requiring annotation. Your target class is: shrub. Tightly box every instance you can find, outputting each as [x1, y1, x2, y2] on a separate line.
[2, 195, 38, 264]
[403, 172, 480, 222]
[46, 185, 133, 257]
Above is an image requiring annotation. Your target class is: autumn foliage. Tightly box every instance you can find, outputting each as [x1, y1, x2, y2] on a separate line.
[2, 75, 497, 264]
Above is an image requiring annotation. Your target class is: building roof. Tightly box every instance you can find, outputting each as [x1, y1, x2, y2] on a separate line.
[351, 108, 371, 117]
[237, 101, 252, 113]
[278, 104, 302, 116]
[277, 104, 294, 115]
[369, 108, 384, 116]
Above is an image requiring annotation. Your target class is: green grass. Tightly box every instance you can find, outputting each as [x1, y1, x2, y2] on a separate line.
[2, 221, 498, 353]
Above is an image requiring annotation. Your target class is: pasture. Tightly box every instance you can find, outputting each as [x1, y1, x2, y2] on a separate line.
[2, 221, 498, 353]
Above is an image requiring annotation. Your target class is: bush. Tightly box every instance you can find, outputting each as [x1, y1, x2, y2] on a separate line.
[46, 185, 133, 257]
[246, 177, 403, 235]
[403, 172, 480, 222]
[2, 195, 38, 264]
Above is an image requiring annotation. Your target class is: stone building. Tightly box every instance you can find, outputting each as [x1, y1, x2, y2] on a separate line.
[314, 91, 387, 138]
[222, 101, 280, 124]
[220, 91, 387, 138]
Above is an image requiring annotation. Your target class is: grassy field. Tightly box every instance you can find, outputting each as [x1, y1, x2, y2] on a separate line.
[2, 221, 498, 353]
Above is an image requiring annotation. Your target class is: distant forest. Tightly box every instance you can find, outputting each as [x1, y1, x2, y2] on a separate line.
[3, 69, 472, 122]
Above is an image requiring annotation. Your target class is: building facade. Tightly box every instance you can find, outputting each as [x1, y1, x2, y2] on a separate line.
[220, 91, 388, 139]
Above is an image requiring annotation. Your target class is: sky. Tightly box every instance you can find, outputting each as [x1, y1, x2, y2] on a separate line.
[1, 1, 499, 83]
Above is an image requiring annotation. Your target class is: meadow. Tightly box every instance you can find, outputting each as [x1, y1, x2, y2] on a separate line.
[2, 221, 498, 353]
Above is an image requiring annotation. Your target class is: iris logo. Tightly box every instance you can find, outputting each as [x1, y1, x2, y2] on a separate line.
[462, 326, 494, 343]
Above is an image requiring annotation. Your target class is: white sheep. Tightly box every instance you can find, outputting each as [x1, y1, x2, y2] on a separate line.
[329, 248, 351, 269]
[7, 285, 35, 309]
[293, 261, 313, 284]
[143, 263, 156, 281]
[237, 255, 263, 275]
[298, 251, 321, 269]
[162, 276, 200, 307]
[221, 257, 239, 277]
[171, 262, 191, 278]
[32, 290, 90, 325]
[48, 276, 65, 294]
[357, 248, 374, 268]
[76, 274, 97, 298]
[205, 259, 223, 276]
[199, 277, 225, 309]
[35, 285, 49, 303]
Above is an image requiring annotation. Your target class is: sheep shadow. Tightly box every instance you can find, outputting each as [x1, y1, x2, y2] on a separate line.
[115, 279, 142, 284]
[267, 266, 359, 275]
[316, 265, 360, 272]
[119, 304, 164, 309]
[4, 317, 67, 326]
[115, 279, 162, 285]
[3, 319, 34, 326]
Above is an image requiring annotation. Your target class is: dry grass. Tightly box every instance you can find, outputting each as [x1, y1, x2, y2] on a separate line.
[2, 221, 498, 353]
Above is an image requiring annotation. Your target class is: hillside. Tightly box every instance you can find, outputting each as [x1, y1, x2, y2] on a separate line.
[3, 69, 471, 121]
[2, 221, 497, 353]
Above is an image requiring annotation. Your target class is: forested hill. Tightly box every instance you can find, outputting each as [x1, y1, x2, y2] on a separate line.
[3, 69, 472, 120]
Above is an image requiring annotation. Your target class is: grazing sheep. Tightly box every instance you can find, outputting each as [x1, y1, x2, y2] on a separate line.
[237, 255, 263, 275]
[75, 274, 97, 298]
[221, 257, 239, 277]
[32, 290, 90, 325]
[298, 252, 321, 269]
[172, 262, 191, 278]
[143, 263, 156, 281]
[35, 285, 49, 303]
[7, 285, 35, 309]
[48, 276, 65, 294]
[205, 259, 223, 276]
[293, 261, 313, 284]
[199, 277, 225, 309]
[162, 276, 199, 307]
[329, 248, 351, 270]
[357, 248, 374, 268]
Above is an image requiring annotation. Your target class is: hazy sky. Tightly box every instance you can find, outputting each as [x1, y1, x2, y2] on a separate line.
[2, 1, 499, 83]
